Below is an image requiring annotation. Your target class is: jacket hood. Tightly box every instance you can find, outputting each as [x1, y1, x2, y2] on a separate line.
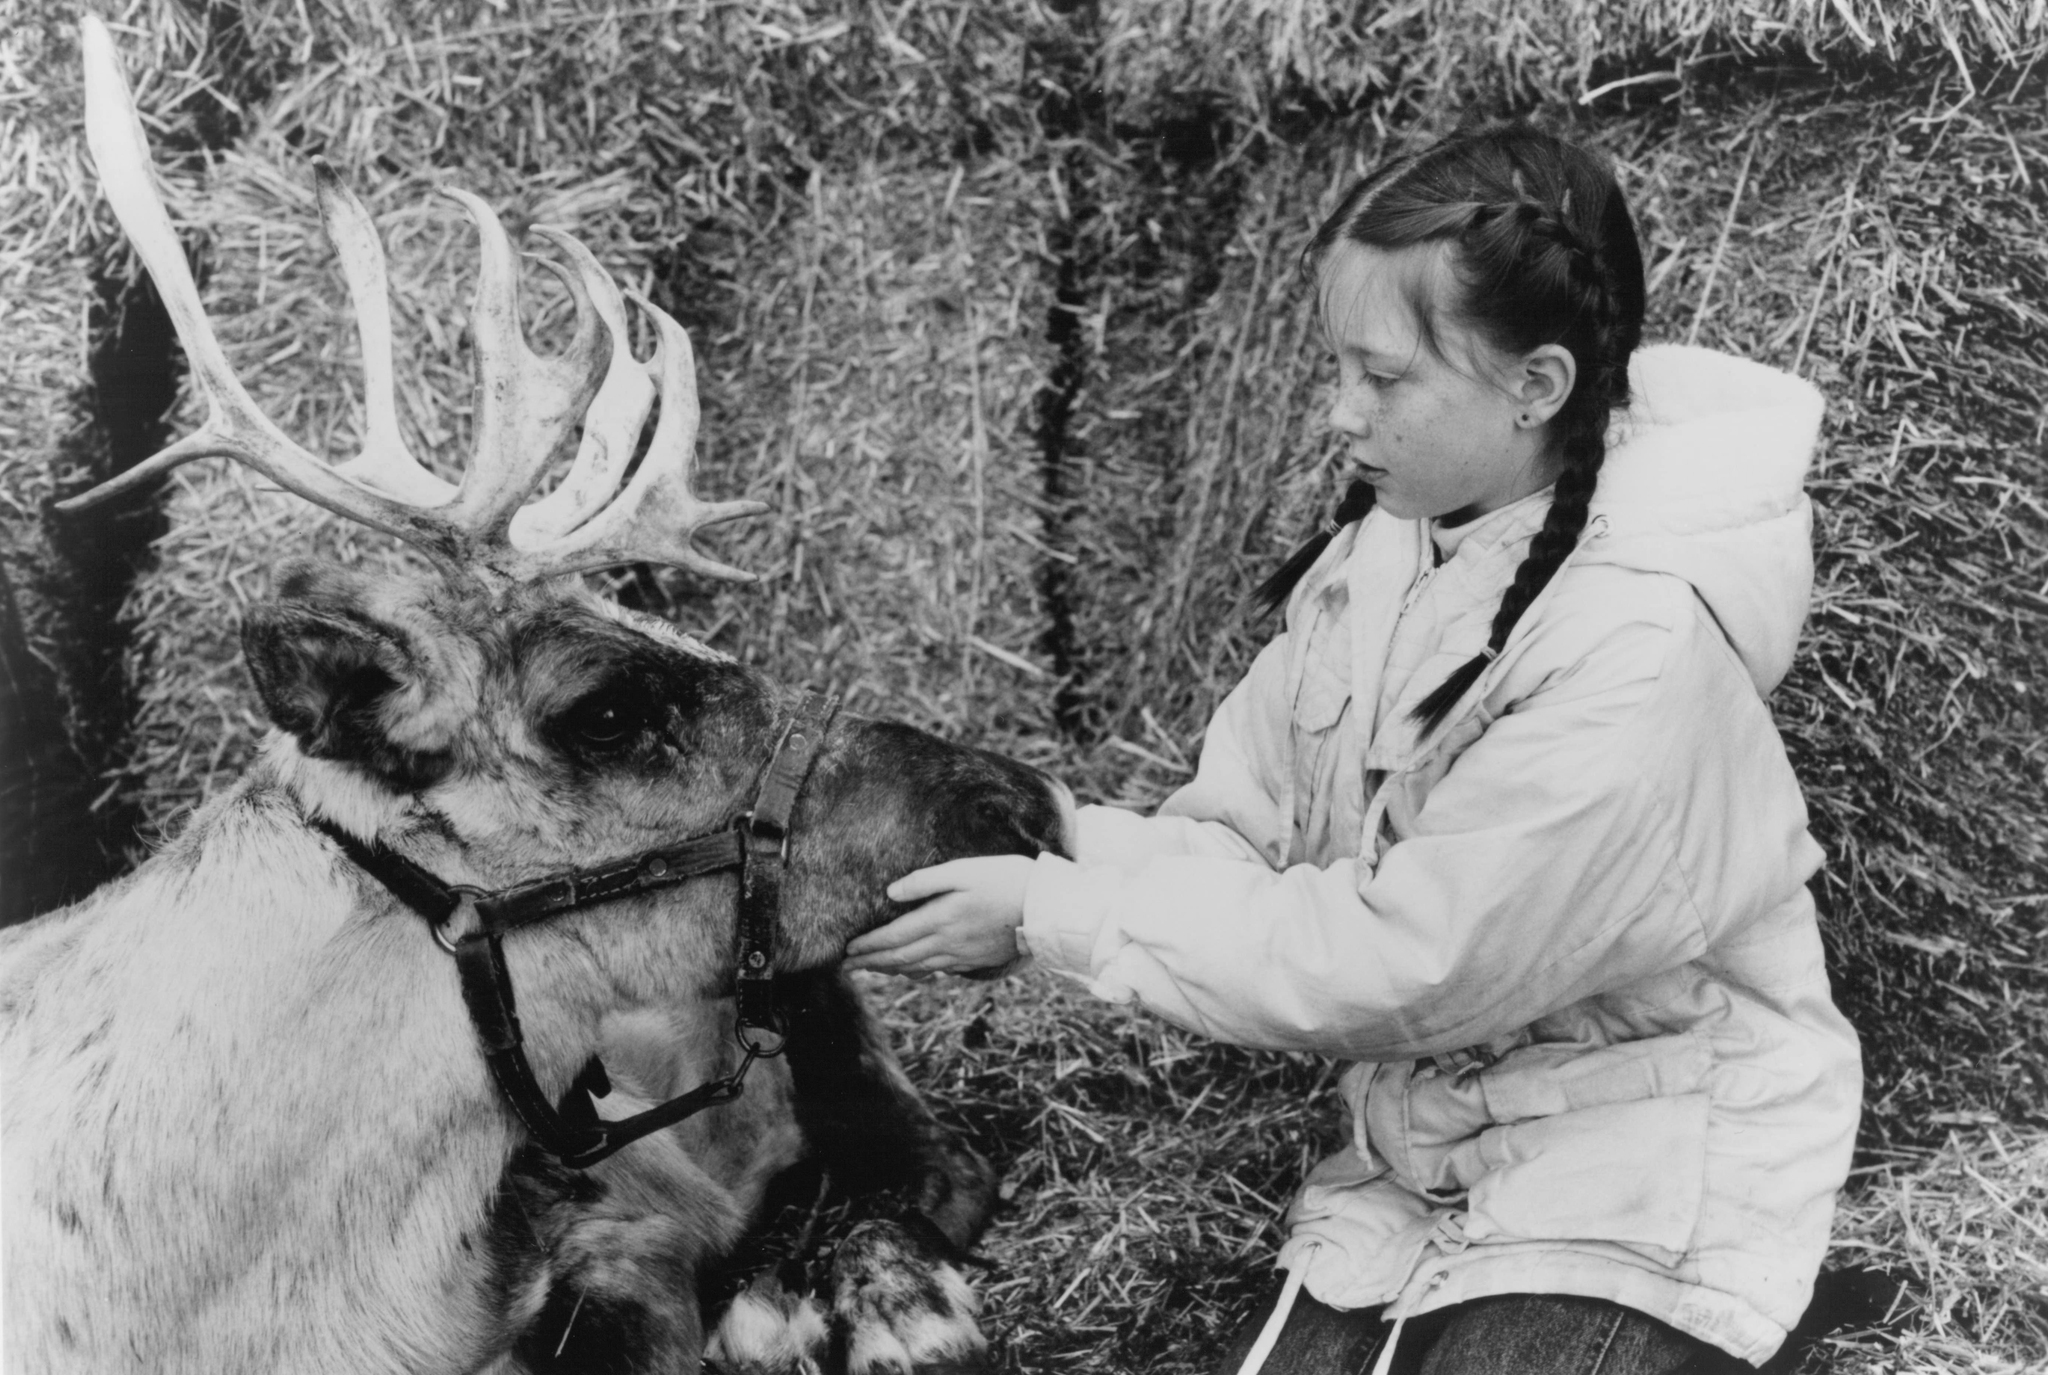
[1583, 344, 1824, 694]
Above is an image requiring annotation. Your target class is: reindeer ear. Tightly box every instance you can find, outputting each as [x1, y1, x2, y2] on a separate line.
[242, 589, 453, 790]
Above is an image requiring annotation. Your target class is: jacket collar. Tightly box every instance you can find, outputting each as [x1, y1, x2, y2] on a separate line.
[1383, 509, 1615, 776]
[1430, 484, 1553, 564]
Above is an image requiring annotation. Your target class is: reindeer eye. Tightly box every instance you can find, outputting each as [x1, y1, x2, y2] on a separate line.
[557, 693, 646, 751]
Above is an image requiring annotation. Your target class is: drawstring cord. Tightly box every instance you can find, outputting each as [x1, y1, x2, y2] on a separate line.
[1233, 1242, 1319, 1375]
[1369, 1309, 1411, 1375]
[1374, 1213, 1469, 1373]
[1238, 1214, 1469, 1375]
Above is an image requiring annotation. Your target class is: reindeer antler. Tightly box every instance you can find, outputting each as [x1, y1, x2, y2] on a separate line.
[60, 16, 765, 586]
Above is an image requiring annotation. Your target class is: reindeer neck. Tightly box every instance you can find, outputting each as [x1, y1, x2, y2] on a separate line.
[6, 766, 603, 1373]
[263, 745, 634, 1099]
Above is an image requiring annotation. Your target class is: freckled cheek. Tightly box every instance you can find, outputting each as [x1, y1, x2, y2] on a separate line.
[1331, 388, 1373, 433]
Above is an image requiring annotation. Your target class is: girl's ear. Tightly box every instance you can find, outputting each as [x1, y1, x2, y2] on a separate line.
[1514, 344, 1578, 426]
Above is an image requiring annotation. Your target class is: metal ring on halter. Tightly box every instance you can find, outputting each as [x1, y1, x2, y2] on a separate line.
[736, 1021, 788, 1059]
[433, 889, 487, 956]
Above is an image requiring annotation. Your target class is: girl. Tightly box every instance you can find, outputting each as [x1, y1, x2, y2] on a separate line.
[846, 123, 1860, 1374]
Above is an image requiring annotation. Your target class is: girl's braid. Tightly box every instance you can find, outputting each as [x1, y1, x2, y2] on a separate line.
[1249, 478, 1377, 619]
[1407, 200, 1629, 732]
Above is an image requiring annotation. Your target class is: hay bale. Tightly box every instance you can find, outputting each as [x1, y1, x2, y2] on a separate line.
[1092, 0, 2045, 137]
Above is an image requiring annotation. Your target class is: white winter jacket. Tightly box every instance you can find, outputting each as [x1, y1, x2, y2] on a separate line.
[1018, 345, 1862, 1365]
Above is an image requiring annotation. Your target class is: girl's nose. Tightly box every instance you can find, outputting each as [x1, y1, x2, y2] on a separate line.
[1329, 385, 1370, 438]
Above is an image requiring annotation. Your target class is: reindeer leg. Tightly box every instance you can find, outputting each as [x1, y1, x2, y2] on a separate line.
[707, 970, 1000, 1373]
[705, 1180, 991, 1375]
[759, 970, 996, 1373]
[776, 969, 999, 1250]
[497, 1134, 746, 1375]
[704, 1173, 834, 1375]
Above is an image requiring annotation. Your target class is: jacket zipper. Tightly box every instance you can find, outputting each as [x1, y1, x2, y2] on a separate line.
[1397, 563, 1439, 617]
[1377, 562, 1439, 682]
[1382, 513, 1615, 777]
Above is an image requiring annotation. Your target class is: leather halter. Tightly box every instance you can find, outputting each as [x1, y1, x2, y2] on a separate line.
[315, 691, 840, 1169]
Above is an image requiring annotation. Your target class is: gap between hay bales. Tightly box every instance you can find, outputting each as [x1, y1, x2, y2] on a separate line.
[1027, 3, 1104, 740]
[1, 4, 277, 923]
[6, 273, 184, 923]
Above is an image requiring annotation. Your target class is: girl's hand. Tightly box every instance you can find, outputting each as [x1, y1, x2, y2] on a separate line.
[844, 855, 1035, 978]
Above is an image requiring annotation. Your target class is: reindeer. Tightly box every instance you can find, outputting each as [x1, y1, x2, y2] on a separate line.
[0, 19, 1068, 1374]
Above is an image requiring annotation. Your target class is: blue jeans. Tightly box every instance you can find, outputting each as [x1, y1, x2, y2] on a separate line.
[1211, 1290, 1738, 1375]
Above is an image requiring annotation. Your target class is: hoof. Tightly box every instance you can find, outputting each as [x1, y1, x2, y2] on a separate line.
[830, 1219, 990, 1375]
[707, 1270, 830, 1375]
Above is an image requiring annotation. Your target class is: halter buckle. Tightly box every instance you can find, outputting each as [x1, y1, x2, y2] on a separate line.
[735, 810, 790, 862]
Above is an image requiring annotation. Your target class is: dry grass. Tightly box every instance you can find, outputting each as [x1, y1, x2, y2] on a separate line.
[5, 2, 2047, 1371]
[1823, 1128, 2048, 1373]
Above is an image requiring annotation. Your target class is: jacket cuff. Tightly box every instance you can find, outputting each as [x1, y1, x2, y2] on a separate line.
[1071, 804, 1152, 867]
[1020, 852, 1119, 980]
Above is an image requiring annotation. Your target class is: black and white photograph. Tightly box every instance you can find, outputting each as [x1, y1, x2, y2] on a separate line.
[2, 2, 2043, 1371]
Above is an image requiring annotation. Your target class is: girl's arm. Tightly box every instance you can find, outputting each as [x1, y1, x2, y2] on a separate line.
[1070, 633, 1297, 872]
[1021, 590, 1821, 1060]
[845, 629, 1297, 977]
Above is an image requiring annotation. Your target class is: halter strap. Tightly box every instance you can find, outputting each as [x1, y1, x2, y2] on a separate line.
[314, 690, 840, 1168]
[733, 690, 837, 1045]
[317, 823, 747, 941]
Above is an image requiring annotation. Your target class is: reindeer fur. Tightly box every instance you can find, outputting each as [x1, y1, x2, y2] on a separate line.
[1, 565, 1063, 1374]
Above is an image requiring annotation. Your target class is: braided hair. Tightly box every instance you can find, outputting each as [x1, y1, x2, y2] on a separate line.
[1259, 123, 1646, 733]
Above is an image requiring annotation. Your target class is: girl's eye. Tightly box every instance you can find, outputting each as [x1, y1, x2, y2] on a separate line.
[1338, 354, 1397, 389]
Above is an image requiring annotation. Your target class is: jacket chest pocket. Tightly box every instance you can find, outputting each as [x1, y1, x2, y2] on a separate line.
[1292, 597, 1354, 736]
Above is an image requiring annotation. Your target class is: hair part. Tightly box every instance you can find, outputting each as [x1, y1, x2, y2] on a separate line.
[1259, 122, 1646, 732]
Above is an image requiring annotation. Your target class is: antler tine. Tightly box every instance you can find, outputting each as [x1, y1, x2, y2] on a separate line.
[63, 18, 768, 590]
[504, 293, 766, 582]
[439, 189, 610, 537]
[60, 18, 467, 563]
[509, 227, 655, 547]
[313, 159, 455, 506]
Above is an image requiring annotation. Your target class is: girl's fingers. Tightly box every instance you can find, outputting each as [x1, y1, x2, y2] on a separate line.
[885, 858, 982, 905]
[844, 899, 959, 959]
[845, 932, 954, 974]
